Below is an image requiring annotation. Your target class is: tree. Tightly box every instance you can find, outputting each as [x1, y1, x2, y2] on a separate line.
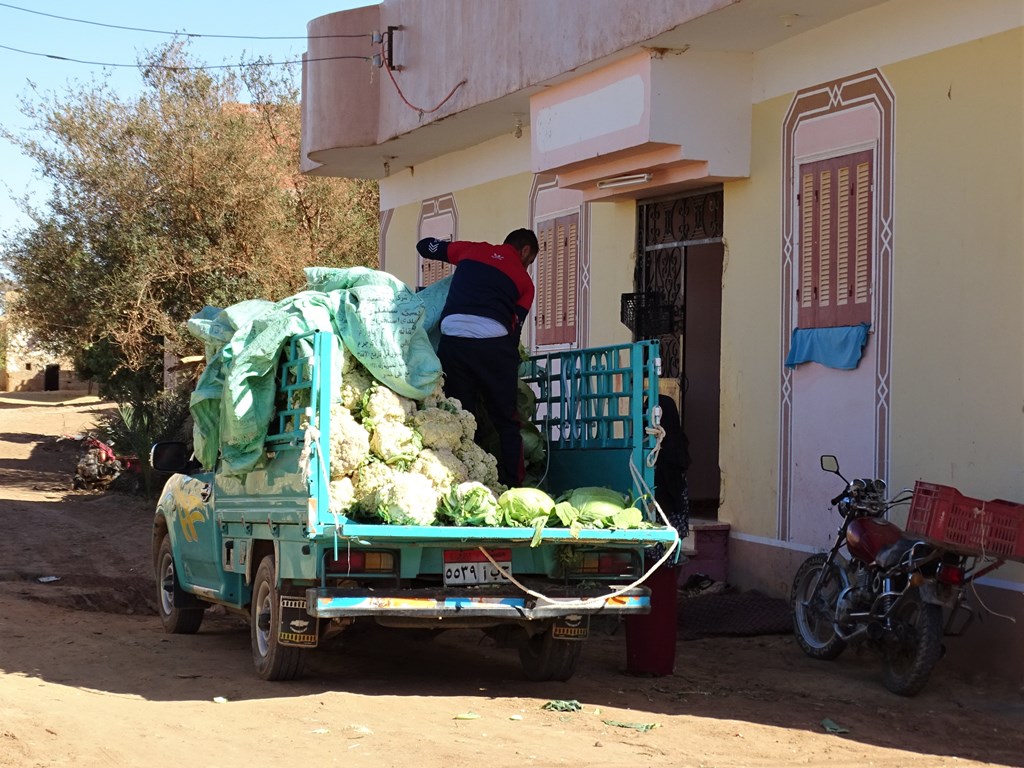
[1, 40, 379, 392]
[0, 41, 379, 491]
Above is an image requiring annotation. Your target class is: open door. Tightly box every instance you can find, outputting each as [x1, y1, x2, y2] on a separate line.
[635, 190, 723, 518]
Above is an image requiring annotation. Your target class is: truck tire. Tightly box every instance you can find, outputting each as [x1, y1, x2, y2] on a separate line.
[155, 535, 205, 634]
[518, 625, 583, 682]
[251, 556, 305, 681]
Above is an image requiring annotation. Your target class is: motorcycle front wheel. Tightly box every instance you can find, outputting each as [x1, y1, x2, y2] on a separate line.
[881, 589, 943, 696]
[791, 553, 847, 660]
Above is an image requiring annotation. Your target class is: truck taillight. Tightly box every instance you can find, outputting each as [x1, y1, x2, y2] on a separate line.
[575, 551, 635, 576]
[325, 550, 395, 574]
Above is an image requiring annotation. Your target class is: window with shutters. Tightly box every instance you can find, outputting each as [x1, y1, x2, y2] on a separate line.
[797, 150, 873, 328]
[418, 195, 457, 289]
[534, 213, 579, 347]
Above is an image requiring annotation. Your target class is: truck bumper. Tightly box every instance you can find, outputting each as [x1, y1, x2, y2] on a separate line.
[306, 585, 652, 620]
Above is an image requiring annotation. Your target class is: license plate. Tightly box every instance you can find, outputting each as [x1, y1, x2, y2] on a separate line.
[443, 548, 511, 586]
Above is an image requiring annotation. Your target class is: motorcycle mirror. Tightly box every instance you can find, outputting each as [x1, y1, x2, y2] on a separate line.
[820, 455, 840, 474]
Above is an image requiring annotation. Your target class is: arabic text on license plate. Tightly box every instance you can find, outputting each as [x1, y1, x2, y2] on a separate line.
[443, 548, 511, 585]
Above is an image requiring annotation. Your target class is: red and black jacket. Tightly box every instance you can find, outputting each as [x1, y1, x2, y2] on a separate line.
[417, 238, 534, 337]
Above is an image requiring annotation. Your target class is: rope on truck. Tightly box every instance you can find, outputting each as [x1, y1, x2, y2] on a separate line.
[477, 457, 681, 609]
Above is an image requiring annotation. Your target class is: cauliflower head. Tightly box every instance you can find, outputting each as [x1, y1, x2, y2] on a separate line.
[411, 407, 464, 451]
[352, 460, 397, 505]
[363, 383, 418, 425]
[373, 472, 440, 526]
[369, 419, 422, 466]
[420, 380, 447, 409]
[328, 404, 371, 478]
[456, 408, 477, 441]
[410, 447, 469, 493]
[455, 439, 501, 488]
[328, 476, 356, 514]
[340, 365, 374, 412]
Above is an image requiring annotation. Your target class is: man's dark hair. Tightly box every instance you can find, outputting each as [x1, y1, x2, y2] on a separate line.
[504, 228, 539, 255]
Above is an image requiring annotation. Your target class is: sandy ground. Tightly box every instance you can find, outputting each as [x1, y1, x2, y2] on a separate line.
[0, 392, 1021, 768]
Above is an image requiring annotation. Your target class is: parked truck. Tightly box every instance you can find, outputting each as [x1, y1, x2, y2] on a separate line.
[152, 328, 678, 681]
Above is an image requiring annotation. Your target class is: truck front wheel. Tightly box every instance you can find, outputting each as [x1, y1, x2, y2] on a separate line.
[251, 556, 305, 681]
[518, 625, 583, 682]
[155, 535, 204, 634]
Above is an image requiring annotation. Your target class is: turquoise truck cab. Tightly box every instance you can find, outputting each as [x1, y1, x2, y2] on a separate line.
[153, 332, 678, 681]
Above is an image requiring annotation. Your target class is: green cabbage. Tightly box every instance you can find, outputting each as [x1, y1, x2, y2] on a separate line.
[498, 487, 557, 546]
[498, 487, 556, 525]
[437, 481, 501, 527]
[565, 486, 628, 525]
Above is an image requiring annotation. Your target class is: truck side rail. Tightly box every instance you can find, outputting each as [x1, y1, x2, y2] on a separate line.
[520, 340, 661, 507]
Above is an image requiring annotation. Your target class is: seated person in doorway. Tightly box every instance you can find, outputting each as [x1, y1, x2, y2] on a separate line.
[654, 393, 690, 543]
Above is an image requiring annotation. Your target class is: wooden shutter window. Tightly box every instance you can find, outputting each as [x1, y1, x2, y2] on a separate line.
[818, 169, 832, 311]
[420, 259, 453, 288]
[799, 171, 815, 321]
[534, 213, 579, 347]
[797, 150, 873, 329]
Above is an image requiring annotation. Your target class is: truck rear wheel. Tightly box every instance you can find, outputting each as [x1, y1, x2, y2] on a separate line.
[518, 625, 583, 682]
[155, 535, 204, 634]
[251, 556, 305, 681]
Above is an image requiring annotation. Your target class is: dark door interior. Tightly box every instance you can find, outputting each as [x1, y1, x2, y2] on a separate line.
[635, 190, 723, 519]
[44, 364, 60, 392]
[681, 243, 723, 517]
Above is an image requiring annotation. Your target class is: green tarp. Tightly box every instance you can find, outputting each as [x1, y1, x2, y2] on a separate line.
[188, 267, 451, 474]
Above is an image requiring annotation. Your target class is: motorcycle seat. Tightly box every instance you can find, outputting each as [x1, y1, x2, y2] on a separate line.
[876, 538, 919, 569]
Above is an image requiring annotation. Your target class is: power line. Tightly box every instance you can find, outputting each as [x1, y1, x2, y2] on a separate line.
[0, 2, 370, 40]
[0, 43, 370, 70]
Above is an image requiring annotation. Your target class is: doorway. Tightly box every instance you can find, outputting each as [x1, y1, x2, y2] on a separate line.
[635, 190, 723, 518]
[44, 364, 60, 392]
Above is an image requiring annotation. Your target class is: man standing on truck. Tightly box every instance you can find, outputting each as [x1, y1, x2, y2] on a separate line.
[417, 229, 540, 487]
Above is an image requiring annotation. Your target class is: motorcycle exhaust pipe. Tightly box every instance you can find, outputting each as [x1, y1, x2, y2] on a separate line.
[835, 620, 886, 644]
[835, 623, 871, 643]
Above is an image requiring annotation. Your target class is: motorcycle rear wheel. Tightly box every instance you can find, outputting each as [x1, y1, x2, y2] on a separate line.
[791, 553, 847, 660]
[881, 589, 943, 696]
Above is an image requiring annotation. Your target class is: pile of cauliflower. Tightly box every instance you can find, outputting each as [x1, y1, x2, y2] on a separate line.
[326, 355, 504, 526]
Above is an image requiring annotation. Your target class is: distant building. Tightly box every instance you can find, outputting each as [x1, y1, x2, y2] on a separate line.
[0, 292, 90, 393]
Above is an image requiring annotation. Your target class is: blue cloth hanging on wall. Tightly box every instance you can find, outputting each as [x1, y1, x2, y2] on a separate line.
[785, 323, 871, 370]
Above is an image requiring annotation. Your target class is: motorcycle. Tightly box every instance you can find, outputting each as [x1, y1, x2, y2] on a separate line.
[790, 455, 997, 696]
[72, 435, 141, 493]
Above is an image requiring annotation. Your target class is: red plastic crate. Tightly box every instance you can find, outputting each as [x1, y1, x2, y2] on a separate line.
[906, 481, 1024, 562]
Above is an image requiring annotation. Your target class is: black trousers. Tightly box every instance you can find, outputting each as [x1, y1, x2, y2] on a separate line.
[436, 333, 524, 486]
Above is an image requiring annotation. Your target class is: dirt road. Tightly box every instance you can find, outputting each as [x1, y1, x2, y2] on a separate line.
[0, 393, 1021, 768]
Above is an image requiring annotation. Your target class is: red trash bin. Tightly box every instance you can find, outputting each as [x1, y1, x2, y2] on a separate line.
[624, 564, 679, 676]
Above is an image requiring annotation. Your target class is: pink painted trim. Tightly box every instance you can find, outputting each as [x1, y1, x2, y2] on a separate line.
[794, 104, 880, 159]
[778, 70, 895, 541]
[532, 52, 653, 173]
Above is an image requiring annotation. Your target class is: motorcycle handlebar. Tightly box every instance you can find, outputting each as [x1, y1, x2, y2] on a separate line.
[831, 492, 846, 506]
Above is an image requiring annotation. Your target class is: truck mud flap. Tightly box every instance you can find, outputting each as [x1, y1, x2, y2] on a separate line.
[278, 595, 319, 647]
[552, 614, 590, 641]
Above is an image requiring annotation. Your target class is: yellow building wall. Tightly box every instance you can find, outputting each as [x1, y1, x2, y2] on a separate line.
[887, 29, 1024, 584]
[886, 28, 1024, 501]
[718, 93, 789, 539]
[721, 29, 1024, 583]
[381, 204, 421, 287]
[588, 201, 637, 347]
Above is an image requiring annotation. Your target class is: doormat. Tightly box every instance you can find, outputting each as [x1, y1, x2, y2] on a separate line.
[677, 589, 792, 640]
